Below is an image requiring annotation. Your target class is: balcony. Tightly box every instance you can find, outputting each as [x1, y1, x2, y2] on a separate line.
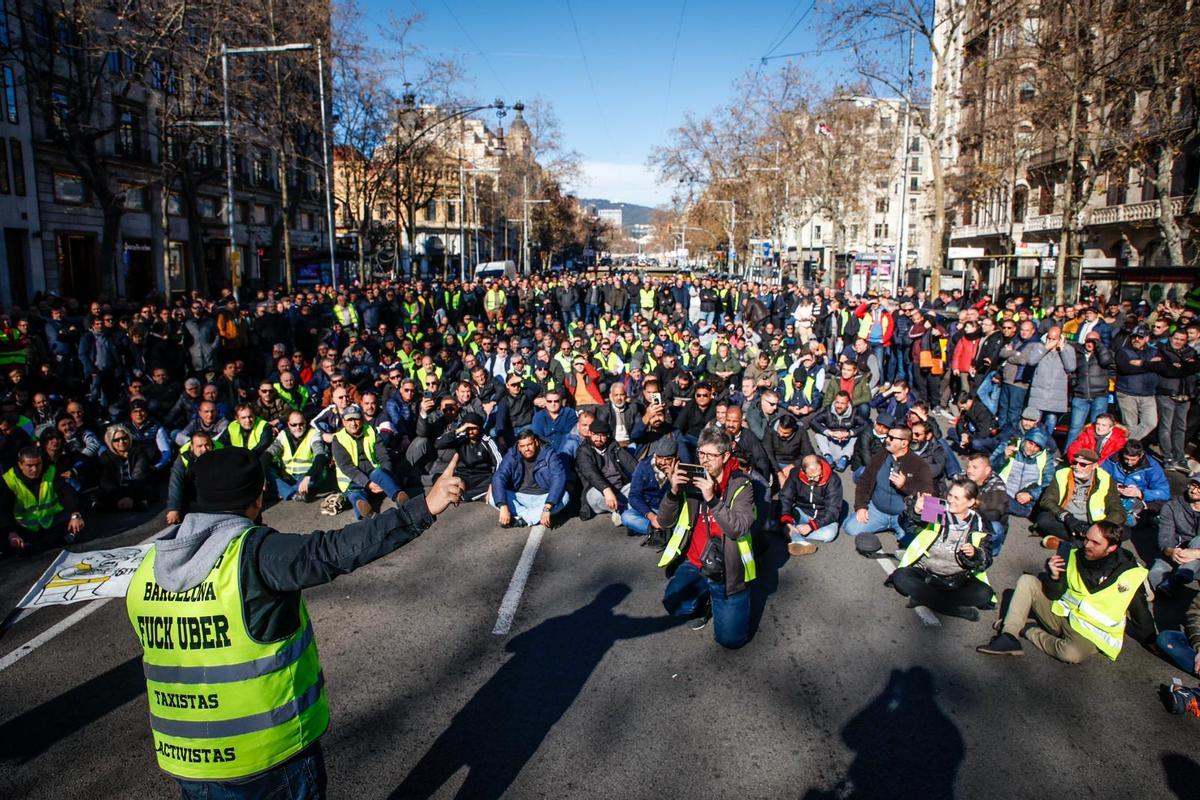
[1023, 196, 1189, 233]
[1023, 213, 1063, 233]
[951, 221, 1010, 240]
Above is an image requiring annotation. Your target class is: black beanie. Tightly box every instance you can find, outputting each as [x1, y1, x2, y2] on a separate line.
[191, 448, 265, 513]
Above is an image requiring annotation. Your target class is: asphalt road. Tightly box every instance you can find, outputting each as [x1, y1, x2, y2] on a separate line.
[1, 488, 1198, 799]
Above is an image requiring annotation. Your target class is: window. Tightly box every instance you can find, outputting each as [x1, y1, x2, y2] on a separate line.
[149, 60, 163, 90]
[849, 224, 859, 241]
[875, 177, 888, 189]
[1012, 186, 1028, 222]
[49, 90, 69, 136]
[299, 211, 312, 231]
[1019, 79, 1036, 104]
[2, 66, 16, 123]
[880, 114, 893, 130]
[53, 172, 85, 203]
[10, 139, 23, 196]
[909, 136, 920, 153]
[909, 157, 920, 173]
[875, 198, 889, 214]
[425, 200, 437, 222]
[873, 223, 884, 240]
[123, 184, 145, 210]
[198, 196, 218, 218]
[191, 143, 211, 170]
[115, 106, 142, 159]
[251, 151, 267, 186]
[447, 200, 456, 223]
[909, 176, 920, 192]
[167, 193, 183, 215]
[0, 142, 8, 194]
[909, 197, 917, 212]
[813, 224, 822, 241]
[0, 3, 8, 47]
[252, 204, 271, 225]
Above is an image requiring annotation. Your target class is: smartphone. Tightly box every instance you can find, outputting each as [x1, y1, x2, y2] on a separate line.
[679, 463, 707, 480]
[423, 391, 434, 400]
[651, 392, 663, 406]
[919, 496, 948, 523]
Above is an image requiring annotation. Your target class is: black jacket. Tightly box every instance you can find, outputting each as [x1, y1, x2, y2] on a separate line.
[764, 424, 814, 467]
[576, 440, 638, 493]
[730, 427, 772, 480]
[1155, 343, 1200, 397]
[779, 459, 844, 529]
[673, 400, 716, 438]
[1069, 340, 1115, 400]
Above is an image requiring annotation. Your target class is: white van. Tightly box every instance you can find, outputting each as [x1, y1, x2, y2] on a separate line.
[474, 260, 517, 281]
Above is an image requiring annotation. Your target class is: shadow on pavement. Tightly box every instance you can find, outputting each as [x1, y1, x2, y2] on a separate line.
[387, 583, 679, 800]
[804, 667, 963, 800]
[749, 529, 790, 638]
[1163, 752, 1200, 799]
[0, 655, 143, 763]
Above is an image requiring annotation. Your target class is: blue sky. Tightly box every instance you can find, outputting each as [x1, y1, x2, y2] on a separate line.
[356, 0, 861, 206]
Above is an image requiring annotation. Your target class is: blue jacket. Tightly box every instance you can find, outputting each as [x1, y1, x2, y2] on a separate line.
[628, 458, 668, 517]
[491, 445, 568, 509]
[1100, 454, 1171, 504]
[531, 406, 579, 454]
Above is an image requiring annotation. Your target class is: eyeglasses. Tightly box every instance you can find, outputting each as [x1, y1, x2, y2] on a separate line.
[112, 436, 130, 443]
[508, 382, 522, 388]
[545, 398, 561, 404]
[695, 392, 712, 398]
[258, 388, 272, 394]
[1073, 460, 1096, 467]
[886, 434, 910, 442]
[288, 422, 307, 428]
[697, 450, 723, 460]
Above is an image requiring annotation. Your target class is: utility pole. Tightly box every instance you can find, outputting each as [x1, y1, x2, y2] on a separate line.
[894, 30, 916, 296]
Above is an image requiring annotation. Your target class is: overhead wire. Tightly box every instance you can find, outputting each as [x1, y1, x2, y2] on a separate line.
[440, 0, 509, 95]
[661, 0, 689, 131]
[564, 0, 616, 151]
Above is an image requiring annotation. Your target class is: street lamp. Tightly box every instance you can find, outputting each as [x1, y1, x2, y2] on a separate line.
[707, 199, 736, 273]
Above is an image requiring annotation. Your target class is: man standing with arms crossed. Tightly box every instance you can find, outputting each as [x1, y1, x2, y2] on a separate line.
[125, 447, 464, 798]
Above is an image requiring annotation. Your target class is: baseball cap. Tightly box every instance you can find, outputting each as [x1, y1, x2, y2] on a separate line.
[342, 404, 363, 420]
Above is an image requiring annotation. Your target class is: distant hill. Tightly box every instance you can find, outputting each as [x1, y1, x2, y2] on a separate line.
[578, 198, 657, 228]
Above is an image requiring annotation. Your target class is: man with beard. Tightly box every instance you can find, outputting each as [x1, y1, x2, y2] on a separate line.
[433, 412, 502, 501]
[577, 419, 638, 525]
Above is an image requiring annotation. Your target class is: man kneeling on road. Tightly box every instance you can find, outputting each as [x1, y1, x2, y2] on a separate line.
[125, 447, 464, 798]
[658, 429, 757, 648]
[978, 521, 1153, 662]
[488, 430, 569, 528]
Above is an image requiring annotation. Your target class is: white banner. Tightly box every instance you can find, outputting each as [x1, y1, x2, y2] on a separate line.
[15, 544, 153, 610]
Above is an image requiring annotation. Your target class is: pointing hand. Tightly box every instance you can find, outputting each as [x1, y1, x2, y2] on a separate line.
[425, 453, 465, 516]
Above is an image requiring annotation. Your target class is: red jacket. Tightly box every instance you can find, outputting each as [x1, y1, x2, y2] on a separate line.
[1066, 423, 1127, 464]
[853, 303, 894, 346]
[951, 336, 979, 374]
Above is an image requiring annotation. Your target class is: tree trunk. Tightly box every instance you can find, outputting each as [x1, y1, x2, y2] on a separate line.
[1154, 144, 1185, 265]
[185, 207, 210, 297]
[98, 202, 123, 300]
[929, 150, 946, 296]
[1055, 88, 1081, 305]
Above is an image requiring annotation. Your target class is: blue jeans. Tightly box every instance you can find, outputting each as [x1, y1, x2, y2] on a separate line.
[1157, 630, 1199, 675]
[1066, 395, 1109, 448]
[997, 384, 1028, 436]
[1040, 412, 1060, 441]
[790, 522, 840, 544]
[988, 519, 1009, 557]
[976, 373, 1000, 415]
[841, 501, 907, 541]
[488, 488, 570, 526]
[344, 467, 404, 519]
[1008, 496, 1036, 518]
[620, 507, 652, 535]
[178, 745, 326, 799]
[890, 347, 910, 382]
[662, 561, 750, 648]
[1150, 534, 1200, 588]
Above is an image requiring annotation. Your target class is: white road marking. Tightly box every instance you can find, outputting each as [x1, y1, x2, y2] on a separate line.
[875, 556, 942, 627]
[493, 524, 545, 635]
[0, 528, 166, 673]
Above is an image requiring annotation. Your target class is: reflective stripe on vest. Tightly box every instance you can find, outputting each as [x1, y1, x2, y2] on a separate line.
[1053, 467, 1111, 522]
[273, 383, 310, 412]
[657, 482, 756, 583]
[333, 426, 379, 491]
[279, 430, 319, 478]
[3, 466, 63, 530]
[228, 419, 268, 451]
[333, 305, 359, 328]
[1050, 548, 1148, 660]
[180, 440, 225, 468]
[898, 524, 994, 599]
[126, 531, 329, 780]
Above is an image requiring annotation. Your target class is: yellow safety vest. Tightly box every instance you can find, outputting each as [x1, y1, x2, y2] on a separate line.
[998, 448, 1050, 487]
[279, 429, 320, 478]
[333, 426, 380, 491]
[3, 466, 63, 530]
[416, 366, 443, 391]
[781, 373, 816, 404]
[126, 530, 329, 780]
[1051, 548, 1148, 660]
[227, 419, 268, 451]
[657, 482, 756, 583]
[899, 524, 994, 602]
[333, 304, 359, 329]
[180, 440, 225, 468]
[274, 383, 311, 412]
[1052, 467, 1111, 522]
[639, 288, 656, 309]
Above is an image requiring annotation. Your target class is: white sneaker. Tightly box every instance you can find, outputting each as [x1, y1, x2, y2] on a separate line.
[610, 511, 623, 527]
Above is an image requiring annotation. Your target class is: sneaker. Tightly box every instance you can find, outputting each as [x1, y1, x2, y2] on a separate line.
[1164, 678, 1200, 717]
[976, 632, 1024, 656]
[355, 498, 375, 519]
[788, 541, 818, 556]
[293, 491, 308, 502]
[579, 504, 596, 522]
[1040, 535, 1062, 551]
[610, 511, 623, 527]
[689, 611, 711, 631]
[948, 606, 981, 622]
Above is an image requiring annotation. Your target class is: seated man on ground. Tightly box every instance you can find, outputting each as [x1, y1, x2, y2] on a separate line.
[1035, 447, 1125, 546]
[432, 412, 502, 502]
[625, 437, 679, 539]
[842, 425, 933, 553]
[1157, 588, 1200, 677]
[1099, 440, 1171, 528]
[808, 391, 867, 472]
[576, 419, 639, 526]
[779, 454, 845, 556]
[1148, 472, 1200, 596]
[530, 388, 579, 455]
[658, 429, 757, 649]
[266, 410, 328, 502]
[963, 452, 1011, 556]
[978, 521, 1153, 663]
[1065, 412, 1126, 466]
[488, 430, 570, 528]
[950, 391, 1000, 455]
[331, 404, 406, 519]
[165, 431, 218, 525]
[2, 445, 84, 552]
[886, 477, 994, 621]
[991, 427, 1055, 519]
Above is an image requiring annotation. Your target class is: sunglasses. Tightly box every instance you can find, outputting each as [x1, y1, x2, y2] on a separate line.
[112, 436, 131, 443]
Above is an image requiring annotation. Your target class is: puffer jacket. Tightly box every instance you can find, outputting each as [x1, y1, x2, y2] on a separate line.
[1100, 454, 1171, 505]
[1115, 345, 1160, 396]
[779, 458, 843, 530]
[1069, 340, 1115, 400]
[490, 445, 569, 508]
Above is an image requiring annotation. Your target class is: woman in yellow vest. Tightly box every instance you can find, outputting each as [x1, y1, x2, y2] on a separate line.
[887, 478, 994, 621]
[125, 447, 464, 797]
[979, 520, 1151, 661]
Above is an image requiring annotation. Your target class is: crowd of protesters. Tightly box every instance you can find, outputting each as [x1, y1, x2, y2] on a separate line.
[0, 270, 1199, 659]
